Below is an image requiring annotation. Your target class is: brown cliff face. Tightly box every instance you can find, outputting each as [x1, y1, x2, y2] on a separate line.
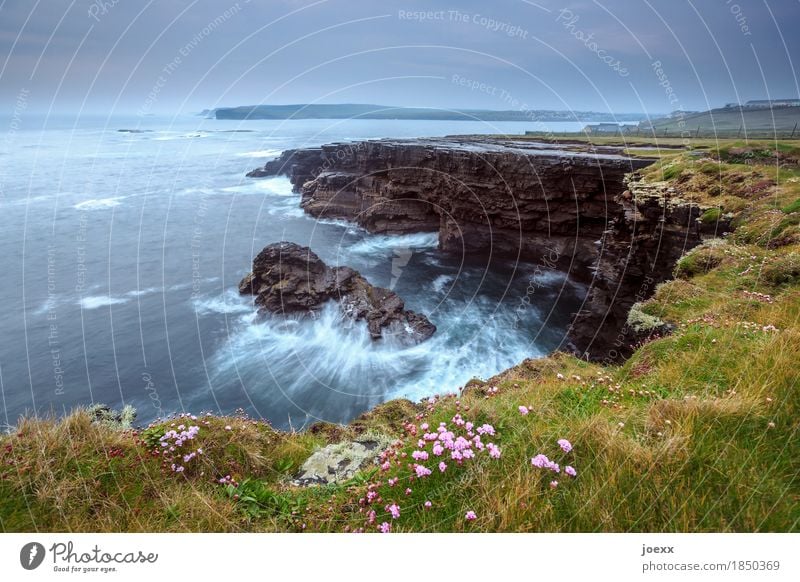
[247, 138, 704, 361]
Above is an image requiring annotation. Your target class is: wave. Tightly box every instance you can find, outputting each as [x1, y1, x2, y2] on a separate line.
[192, 288, 254, 315]
[347, 232, 439, 256]
[221, 177, 294, 197]
[235, 149, 282, 159]
[431, 274, 454, 293]
[74, 197, 123, 210]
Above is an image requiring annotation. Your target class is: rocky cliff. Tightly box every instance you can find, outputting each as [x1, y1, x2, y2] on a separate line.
[247, 137, 709, 360]
[239, 242, 436, 344]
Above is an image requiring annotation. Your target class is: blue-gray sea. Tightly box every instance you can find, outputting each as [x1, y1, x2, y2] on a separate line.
[0, 115, 587, 429]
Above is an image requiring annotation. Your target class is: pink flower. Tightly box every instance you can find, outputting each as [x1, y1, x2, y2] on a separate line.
[518, 405, 529, 415]
[415, 464, 432, 478]
[438, 461, 447, 473]
[465, 510, 477, 521]
[405, 487, 412, 496]
[565, 465, 577, 477]
[531, 454, 550, 468]
[487, 443, 501, 459]
[465, 421, 474, 432]
[386, 503, 401, 519]
[380, 461, 391, 472]
[424, 501, 432, 509]
[411, 450, 429, 461]
[367, 510, 376, 524]
[379, 522, 391, 533]
[420, 423, 429, 431]
[557, 439, 573, 453]
[476, 423, 495, 436]
[432, 443, 444, 456]
[550, 480, 559, 489]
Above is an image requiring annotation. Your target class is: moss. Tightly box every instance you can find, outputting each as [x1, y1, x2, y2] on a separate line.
[761, 253, 800, 286]
[699, 207, 722, 224]
[674, 239, 728, 278]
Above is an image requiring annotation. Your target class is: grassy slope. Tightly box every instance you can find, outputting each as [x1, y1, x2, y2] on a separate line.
[1, 141, 798, 533]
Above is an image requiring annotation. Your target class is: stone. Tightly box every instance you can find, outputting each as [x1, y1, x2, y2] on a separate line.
[239, 241, 435, 343]
[293, 434, 392, 486]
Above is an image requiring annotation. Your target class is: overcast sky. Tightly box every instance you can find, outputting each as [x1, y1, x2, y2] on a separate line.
[1, 0, 798, 115]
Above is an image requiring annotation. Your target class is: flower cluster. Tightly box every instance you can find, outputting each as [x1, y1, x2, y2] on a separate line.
[157, 423, 202, 474]
[531, 438, 577, 485]
[361, 412, 502, 532]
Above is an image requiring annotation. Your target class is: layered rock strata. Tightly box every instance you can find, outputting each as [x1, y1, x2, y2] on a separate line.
[248, 138, 709, 360]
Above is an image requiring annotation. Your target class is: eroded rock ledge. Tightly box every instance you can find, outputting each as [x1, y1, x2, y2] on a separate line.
[247, 137, 710, 360]
[239, 242, 436, 344]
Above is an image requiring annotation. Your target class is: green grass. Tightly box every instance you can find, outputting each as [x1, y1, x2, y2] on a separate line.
[1, 143, 798, 533]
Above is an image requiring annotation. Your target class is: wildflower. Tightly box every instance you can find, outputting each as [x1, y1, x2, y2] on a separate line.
[380, 461, 391, 472]
[411, 450, 429, 461]
[531, 454, 550, 468]
[518, 406, 529, 415]
[415, 465, 432, 478]
[420, 423, 429, 431]
[465, 511, 477, 521]
[432, 443, 444, 456]
[386, 503, 401, 519]
[438, 461, 447, 473]
[405, 488, 412, 496]
[476, 423, 495, 436]
[487, 443, 501, 459]
[367, 510, 376, 524]
[424, 501, 432, 509]
[388, 477, 399, 486]
[224, 425, 232, 431]
[556, 373, 565, 380]
[465, 421, 474, 432]
[557, 439, 573, 453]
[767, 421, 776, 429]
[379, 522, 391, 533]
[565, 466, 577, 477]
[549, 480, 558, 489]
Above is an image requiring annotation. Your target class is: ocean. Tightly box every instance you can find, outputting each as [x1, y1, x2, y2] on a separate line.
[0, 115, 587, 430]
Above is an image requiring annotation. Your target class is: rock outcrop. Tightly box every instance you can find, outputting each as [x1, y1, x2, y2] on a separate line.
[239, 242, 436, 343]
[293, 434, 393, 486]
[247, 138, 709, 360]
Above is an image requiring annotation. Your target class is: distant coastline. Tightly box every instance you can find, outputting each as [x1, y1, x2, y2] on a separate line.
[211, 103, 648, 122]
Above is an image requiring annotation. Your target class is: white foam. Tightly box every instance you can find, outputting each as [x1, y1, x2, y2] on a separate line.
[431, 274, 454, 293]
[193, 289, 253, 315]
[74, 197, 123, 210]
[236, 149, 282, 159]
[79, 295, 129, 310]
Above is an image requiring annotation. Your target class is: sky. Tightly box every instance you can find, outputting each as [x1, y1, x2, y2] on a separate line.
[1, 0, 799, 116]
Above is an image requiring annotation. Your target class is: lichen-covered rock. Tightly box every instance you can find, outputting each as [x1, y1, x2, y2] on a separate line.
[293, 434, 393, 486]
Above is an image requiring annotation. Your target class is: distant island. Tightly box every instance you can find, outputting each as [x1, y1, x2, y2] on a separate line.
[212, 103, 647, 122]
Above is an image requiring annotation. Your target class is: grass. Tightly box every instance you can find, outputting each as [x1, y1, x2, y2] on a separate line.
[1, 141, 799, 533]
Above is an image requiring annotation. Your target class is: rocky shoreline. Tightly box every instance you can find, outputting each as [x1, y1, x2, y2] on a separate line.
[247, 137, 715, 360]
[239, 241, 436, 344]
